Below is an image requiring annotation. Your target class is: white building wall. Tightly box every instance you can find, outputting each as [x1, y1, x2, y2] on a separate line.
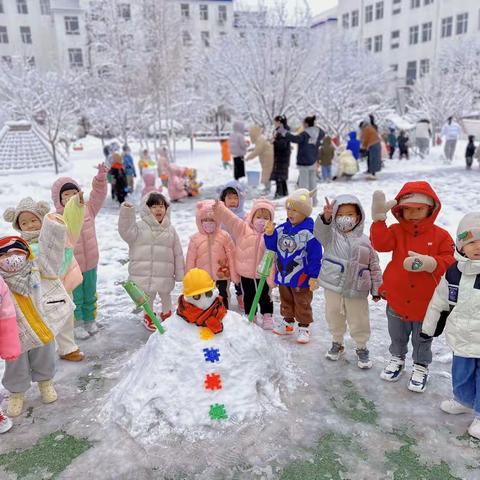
[336, 0, 480, 86]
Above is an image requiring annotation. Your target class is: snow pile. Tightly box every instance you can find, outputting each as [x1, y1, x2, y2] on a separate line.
[101, 311, 294, 444]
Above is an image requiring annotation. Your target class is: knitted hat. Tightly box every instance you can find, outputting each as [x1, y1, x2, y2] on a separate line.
[3, 197, 50, 232]
[0, 236, 30, 256]
[456, 212, 480, 251]
[59, 182, 80, 200]
[398, 193, 435, 208]
[286, 189, 316, 217]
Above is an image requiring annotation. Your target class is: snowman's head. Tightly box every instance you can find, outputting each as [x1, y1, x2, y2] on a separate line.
[183, 268, 218, 311]
[185, 288, 218, 310]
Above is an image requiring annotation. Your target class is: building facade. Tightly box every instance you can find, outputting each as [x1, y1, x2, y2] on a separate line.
[335, 0, 480, 86]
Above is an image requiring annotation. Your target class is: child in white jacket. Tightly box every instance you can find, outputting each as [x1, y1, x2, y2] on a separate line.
[422, 212, 480, 439]
[118, 192, 185, 332]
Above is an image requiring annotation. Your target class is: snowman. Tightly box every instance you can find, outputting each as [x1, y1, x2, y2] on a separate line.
[102, 269, 292, 444]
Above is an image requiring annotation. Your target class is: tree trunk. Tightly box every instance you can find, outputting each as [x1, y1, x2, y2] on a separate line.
[51, 141, 59, 175]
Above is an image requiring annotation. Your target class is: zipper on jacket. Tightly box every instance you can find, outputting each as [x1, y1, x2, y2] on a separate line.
[207, 235, 214, 279]
[46, 299, 66, 305]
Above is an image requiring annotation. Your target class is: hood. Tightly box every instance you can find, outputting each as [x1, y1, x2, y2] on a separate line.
[0, 235, 33, 259]
[305, 126, 320, 144]
[245, 198, 275, 227]
[331, 194, 365, 236]
[233, 121, 245, 134]
[218, 180, 246, 218]
[392, 181, 440, 234]
[3, 197, 50, 233]
[51, 177, 80, 214]
[139, 193, 171, 229]
[249, 125, 262, 143]
[456, 250, 480, 275]
[348, 131, 357, 141]
[195, 200, 219, 234]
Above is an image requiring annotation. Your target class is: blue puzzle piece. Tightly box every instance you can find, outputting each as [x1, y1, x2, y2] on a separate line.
[203, 347, 221, 363]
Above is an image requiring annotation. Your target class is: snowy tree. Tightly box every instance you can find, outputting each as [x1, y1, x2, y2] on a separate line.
[302, 32, 391, 137]
[0, 57, 82, 173]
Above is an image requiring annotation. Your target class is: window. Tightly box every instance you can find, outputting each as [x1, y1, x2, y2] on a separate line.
[117, 3, 131, 20]
[0, 26, 7, 43]
[68, 48, 83, 68]
[0, 0, 4, 14]
[390, 64, 398, 72]
[180, 4, 189, 19]
[182, 31, 192, 46]
[374, 34, 382, 52]
[365, 37, 372, 51]
[218, 5, 227, 23]
[420, 58, 430, 77]
[65, 16, 80, 35]
[393, 7, 401, 15]
[441, 17, 453, 37]
[351, 10, 359, 27]
[409, 25, 419, 44]
[406, 60, 417, 85]
[342, 13, 349, 28]
[456, 13, 468, 35]
[375, 2, 384, 20]
[391, 30, 400, 39]
[424, 0, 433, 4]
[391, 30, 400, 49]
[40, 0, 50, 15]
[20, 26, 31, 44]
[365, 5, 373, 23]
[200, 4, 208, 21]
[393, 0, 401, 3]
[291, 33, 298, 47]
[201, 31, 210, 47]
[422, 22, 432, 42]
[17, 0, 28, 14]
[410, 0, 420, 8]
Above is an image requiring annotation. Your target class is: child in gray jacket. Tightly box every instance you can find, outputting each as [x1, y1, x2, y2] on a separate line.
[314, 195, 382, 369]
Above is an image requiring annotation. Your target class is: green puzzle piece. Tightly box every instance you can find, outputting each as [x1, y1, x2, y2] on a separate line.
[209, 403, 228, 420]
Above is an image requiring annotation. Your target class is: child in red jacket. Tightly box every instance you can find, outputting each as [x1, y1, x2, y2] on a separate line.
[370, 181, 454, 392]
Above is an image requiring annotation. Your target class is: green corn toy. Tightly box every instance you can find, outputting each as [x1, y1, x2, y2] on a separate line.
[248, 250, 275, 322]
[123, 281, 166, 334]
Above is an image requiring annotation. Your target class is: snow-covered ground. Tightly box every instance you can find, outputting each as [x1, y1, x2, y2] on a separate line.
[1, 137, 480, 479]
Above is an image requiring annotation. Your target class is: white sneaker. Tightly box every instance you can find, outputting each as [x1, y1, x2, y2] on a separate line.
[74, 326, 91, 340]
[85, 322, 99, 335]
[0, 410, 13, 433]
[380, 356, 405, 382]
[468, 418, 480, 440]
[441, 399, 471, 415]
[273, 318, 295, 336]
[296, 327, 310, 344]
[261, 313, 274, 330]
[408, 364, 429, 393]
[356, 348, 373, 369]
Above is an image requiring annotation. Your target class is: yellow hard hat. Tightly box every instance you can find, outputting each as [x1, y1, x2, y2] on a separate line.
[183, 268, 215, 297]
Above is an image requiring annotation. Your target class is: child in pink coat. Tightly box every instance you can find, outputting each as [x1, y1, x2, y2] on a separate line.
[186, 200, 239, 309]
[167, 164, 188, 202]
[213, 198, 276, 329]
[51, 164, 108, 340]
[0, 276, 20, 433]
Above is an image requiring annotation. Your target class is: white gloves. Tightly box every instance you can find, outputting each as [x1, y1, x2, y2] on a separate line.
[403, 251, 437, 273]
[371, 190, 397, 222]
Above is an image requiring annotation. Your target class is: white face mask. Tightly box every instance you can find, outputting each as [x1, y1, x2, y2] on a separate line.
[0, 254, 27, 272]
[186, 289, 218, 310]
[202, 221, 216, 234]
[253, 218, 266, 233]
[336, 216, 358, 233]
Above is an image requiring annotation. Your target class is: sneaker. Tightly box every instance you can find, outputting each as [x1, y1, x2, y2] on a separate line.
[60, 348, 85, 362]
[296, 327, 310, 344]
[441, 399, 471, 415]
[237, 295, 244, 311]
[74, 326, 91, 340]
[408, 364, 429, 393]
[143, 314, 156, 332]
[261, 313, 274, 330]
[85, 322, 99, 335]
[356, 348, 373, 369]
[273, 318, 295, 336]
[38, 380, 58, 404]
[160, 311, 172, 321]
[7, 393, 24, 417]
[380, 356, 405, 382]
[468, 418, 480, 440]
[326, 342, 345, 361]
[0, 411, 12, 433]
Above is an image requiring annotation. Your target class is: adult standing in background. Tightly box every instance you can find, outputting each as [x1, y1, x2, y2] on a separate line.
[360, 118, 382, 180]
[229, 120, 248, 180]
[441, 116, 462, 163]
[271, 115, 291, 199]
[415, 119, 432, 158]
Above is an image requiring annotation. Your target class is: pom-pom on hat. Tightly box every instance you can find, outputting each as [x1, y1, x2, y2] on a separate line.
[285, 189, 316, 218]
[3, 197, 50, 232]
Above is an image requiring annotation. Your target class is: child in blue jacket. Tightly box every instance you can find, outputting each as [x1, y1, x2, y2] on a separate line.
[264, 189, 322, 344]
[122, 145, 137, 193]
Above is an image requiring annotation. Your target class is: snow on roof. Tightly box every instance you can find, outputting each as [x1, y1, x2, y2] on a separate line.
[385, 113, 415, 131]
[0, 121, 69, 172]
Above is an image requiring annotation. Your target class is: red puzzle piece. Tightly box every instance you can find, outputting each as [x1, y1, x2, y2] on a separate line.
[204, 373, 222, 390]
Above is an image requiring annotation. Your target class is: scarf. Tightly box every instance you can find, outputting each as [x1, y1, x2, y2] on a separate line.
[1, 260, 41, 296]
[21, 230, 40, 244]
[176, 295, 227, 334]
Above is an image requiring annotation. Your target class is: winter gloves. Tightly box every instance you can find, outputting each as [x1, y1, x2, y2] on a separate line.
[403, 251, 437, 273]
[371, 191, 397, 222]
[96, 163, 109, 182]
